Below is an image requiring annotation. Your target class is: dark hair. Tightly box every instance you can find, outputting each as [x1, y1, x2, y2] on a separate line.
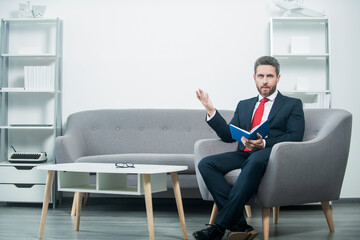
[254, 56, 280, 76]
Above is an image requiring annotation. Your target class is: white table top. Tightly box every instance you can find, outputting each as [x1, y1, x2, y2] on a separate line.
[37, 163, 188, 174]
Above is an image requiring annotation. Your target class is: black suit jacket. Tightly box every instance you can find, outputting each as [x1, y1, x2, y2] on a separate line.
[207, 91, 305, 150]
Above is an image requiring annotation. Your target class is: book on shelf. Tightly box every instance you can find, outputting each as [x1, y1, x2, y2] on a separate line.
[24, 65, 55, 91]
[229, 120, 269, 141]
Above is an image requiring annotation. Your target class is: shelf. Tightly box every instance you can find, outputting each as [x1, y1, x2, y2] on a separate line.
[273, 54, 329, 58]
[0, 160, 55, 166]
[272, 17, 328, 22]
[282, 90, 330, 94]
[0, 125, 54, 130]
[59, 185, 97, 192]
[0, 88, 55, 93]
[1, 18, 59, 23]
[1, 53, 56, 57]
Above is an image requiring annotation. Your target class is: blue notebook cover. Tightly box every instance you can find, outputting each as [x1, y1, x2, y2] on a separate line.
[229, 120, 269, 141]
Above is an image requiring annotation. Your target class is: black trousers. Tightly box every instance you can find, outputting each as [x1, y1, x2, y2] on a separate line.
[198, 147, 272, 229]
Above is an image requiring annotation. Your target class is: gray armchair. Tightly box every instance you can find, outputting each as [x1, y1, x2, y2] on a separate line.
[194, 109, 352, 240]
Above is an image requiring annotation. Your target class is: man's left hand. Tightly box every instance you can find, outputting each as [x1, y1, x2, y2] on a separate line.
[241, 133, 264, 151]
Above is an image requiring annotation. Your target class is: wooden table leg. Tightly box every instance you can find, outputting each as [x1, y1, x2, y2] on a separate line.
[75, 192, 83, 231]
[38, 170, 55, 239]
[71, 192, 78, 216]
[83, 192, 90, 206]
[142, 174, 155, 240]
[170, 172, 188, 240]
[71, 192, 89, 216]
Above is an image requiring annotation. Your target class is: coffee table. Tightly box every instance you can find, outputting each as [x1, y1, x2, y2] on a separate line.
[37, 163, 188, 240]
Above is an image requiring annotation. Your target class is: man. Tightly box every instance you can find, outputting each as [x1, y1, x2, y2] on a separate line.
[193, 56, 305, 240]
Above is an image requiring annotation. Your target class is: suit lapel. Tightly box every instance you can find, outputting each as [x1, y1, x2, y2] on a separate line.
[268, 92, 286, 122]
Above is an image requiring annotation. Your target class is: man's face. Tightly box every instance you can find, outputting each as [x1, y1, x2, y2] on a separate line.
[253, 65, 280, 98]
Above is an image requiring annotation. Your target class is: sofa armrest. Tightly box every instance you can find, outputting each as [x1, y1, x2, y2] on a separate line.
[194, 139, 238, 200]
[55, 135, 86, 164]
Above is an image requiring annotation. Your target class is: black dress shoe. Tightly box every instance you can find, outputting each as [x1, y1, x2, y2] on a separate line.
[227, 223, 258, 240]
[192, 224, 225, 240]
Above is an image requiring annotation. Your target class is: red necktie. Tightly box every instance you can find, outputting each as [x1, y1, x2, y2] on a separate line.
[244, 98, 269, 152]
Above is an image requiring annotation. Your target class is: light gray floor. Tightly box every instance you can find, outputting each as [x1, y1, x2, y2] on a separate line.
[0, 198, 359, 240]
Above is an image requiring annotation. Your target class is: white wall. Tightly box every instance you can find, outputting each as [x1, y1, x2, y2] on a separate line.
[1, 0, 359, 198]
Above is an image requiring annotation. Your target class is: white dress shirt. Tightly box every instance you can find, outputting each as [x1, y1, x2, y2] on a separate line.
[252, 90, 278, 124]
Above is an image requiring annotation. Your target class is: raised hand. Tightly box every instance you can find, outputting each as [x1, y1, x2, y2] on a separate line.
[196, 89, 215, 117]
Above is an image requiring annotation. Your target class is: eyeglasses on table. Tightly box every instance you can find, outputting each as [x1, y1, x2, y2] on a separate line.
[115, 162, 135, 168]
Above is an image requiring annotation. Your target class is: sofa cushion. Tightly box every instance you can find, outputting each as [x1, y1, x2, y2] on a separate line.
[75, 153, 195, 174]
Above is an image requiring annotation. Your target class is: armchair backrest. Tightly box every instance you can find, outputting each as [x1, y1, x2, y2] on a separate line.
[302, 109, 352, 142]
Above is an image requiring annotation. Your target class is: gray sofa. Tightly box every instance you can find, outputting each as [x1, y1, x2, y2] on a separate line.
[55, 109, 233, 197]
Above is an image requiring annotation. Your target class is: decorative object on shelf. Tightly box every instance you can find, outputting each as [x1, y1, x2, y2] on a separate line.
[32, 5, 47, 18]
[9, 145, 47, 163]
[18, 1, 32, 18]
[18, 2, 47, 18]
[273, 0, 326, 17]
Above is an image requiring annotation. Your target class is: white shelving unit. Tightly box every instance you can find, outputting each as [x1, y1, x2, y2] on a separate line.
[0, 18, 62, 203]
[270, 17, 330, 108]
